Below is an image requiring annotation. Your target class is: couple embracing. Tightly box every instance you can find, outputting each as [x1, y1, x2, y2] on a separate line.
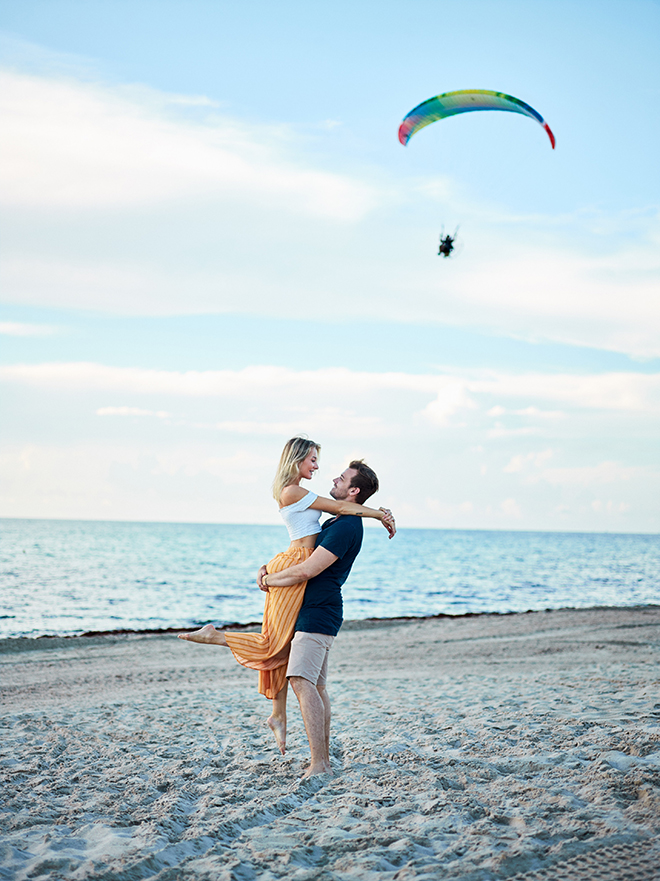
[179, 437, 396, 778]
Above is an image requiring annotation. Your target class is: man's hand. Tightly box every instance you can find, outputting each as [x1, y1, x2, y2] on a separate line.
[255, 547, 339, 591]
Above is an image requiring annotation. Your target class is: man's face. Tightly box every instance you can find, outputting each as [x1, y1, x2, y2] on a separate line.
[330, 467, 358, 501]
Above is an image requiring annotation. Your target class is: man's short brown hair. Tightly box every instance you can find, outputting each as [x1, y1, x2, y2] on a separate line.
[348, 459, 379, 505]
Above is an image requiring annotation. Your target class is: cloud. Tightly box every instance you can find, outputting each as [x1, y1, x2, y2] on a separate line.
[420, 379, 476, 426]
[0, 442, 274, 522]
[96, 407, 171, 418]
[0, 362, 437, 399]
[0, 321, 58, 336]
[2, 361, 659, 529]
[442, 227, 660, 358]
[212, 410, 385, 437]
[0, 68, 374, 219]
[591, 500, 632, 515]
[504, 450, 554, 473]
[3, 362, 660, 417]
[539, 461, 644, 487]
[1, 69, 659, 359]
[499, 498, 522, 518]
[489, 405, 564, 420]
[487, 425, 542, 439]
[470, 371, 660, 413]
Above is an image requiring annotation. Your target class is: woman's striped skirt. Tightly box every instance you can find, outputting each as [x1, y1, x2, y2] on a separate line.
[223, 546, 312, 699]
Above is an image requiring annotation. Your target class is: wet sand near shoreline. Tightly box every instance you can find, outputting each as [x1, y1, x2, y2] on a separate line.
[1, 606, 660, 880]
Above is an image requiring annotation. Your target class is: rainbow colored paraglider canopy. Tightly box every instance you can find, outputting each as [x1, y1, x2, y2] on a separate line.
[398, 89, 555, 149]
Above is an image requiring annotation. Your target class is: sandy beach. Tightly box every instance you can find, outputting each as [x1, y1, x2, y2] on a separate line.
[1, 606, 660, 881]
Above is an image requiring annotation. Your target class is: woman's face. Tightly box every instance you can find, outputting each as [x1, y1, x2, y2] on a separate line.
[298, 448, 319, 481]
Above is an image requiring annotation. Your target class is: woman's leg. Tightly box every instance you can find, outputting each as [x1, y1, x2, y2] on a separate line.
[179, 626, 290, 753]
[180, 548, 310, 753]
[178, 624, 229, 645]
[178, 620, 295, 753]
[267, 681, 288, 755]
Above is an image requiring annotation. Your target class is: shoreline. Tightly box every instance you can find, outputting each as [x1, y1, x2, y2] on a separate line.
[3, 514, 659, 535]
[2, 601, 659, 647]
[2, 605, 660, 880]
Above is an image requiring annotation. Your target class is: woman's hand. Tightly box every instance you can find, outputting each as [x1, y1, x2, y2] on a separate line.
[379, 508, 396, 539]
[258, 565, 269, 592]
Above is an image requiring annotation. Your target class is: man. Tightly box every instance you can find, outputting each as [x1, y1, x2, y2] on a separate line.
[258, 459, 395, 778]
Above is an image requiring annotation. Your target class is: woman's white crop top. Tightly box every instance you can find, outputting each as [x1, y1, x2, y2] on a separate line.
[279, 491, 322, 541]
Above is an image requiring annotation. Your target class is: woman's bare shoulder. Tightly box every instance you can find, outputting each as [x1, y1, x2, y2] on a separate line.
[279, 485, 309, 507]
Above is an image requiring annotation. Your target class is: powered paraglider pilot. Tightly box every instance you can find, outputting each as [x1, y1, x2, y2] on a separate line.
[438, 228, 458, 258]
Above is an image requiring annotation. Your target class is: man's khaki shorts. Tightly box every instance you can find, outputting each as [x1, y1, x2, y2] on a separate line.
[286, 632, 335, 686]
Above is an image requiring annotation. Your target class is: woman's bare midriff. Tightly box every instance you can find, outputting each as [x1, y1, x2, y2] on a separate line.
[289, 535, 317, 549]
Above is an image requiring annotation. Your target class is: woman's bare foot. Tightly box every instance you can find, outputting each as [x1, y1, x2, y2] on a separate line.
[267, 715, 287, 755]
[177, 624, 228, 646]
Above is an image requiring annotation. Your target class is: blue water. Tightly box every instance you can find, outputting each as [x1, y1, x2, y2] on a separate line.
[1, 518, 658, 638]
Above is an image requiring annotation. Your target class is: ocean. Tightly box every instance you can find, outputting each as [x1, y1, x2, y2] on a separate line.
[1, 518, 658, 639]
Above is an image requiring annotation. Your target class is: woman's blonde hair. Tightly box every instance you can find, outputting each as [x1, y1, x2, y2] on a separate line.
[272, 437, 320, 501]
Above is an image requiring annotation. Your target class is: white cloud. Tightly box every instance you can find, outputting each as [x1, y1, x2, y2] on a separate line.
[0, 321, 57, 336]
[3, 363, 660, 418]
[0, 442, 274, 522]
[212, 411, 386, 438]
[499, 498, 522, 518]
[424, 497, 475, 518]
[504, 450, 554, 473]
[539, 462, 643, 487]
[487, 425, 541, 439]
[1, 69, 659, 359]
[0, 362, 438, 399]
[442, 230, 660, 358]
[0, 68, 374, 219]
[420, 379, 476, 426]
[2, 367, 659, 529]
[147, 448, 262, 482]
[96, 407, 171, 418]
[470, 371, 660, 413]
[489, 405, 564, 420]
[591, 499, 632, 515]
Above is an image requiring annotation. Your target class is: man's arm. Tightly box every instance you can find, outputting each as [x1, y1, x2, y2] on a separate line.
[258, 546, 338, 591]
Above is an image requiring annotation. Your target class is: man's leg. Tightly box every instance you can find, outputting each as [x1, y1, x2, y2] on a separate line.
[286, 632, 334, 777]
[289, 676, 332, 777]
[317, 684, 331, 758]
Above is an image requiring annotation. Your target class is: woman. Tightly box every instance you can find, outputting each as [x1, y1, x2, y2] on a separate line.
[179, 437, 395, 754]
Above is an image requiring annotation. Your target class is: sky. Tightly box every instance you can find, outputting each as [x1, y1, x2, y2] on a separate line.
[1, 0, 659, 533]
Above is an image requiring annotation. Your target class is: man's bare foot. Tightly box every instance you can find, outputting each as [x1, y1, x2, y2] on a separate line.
[177, 624, 228, 646]
[267, 715, 287, 755]
[301, 761, 333, 779]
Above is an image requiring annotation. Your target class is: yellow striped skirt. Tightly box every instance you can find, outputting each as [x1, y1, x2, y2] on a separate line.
[223, 546, 312, 700]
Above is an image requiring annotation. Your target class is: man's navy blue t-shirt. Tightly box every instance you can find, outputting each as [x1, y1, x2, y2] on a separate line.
[294, 515, 363, 637]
